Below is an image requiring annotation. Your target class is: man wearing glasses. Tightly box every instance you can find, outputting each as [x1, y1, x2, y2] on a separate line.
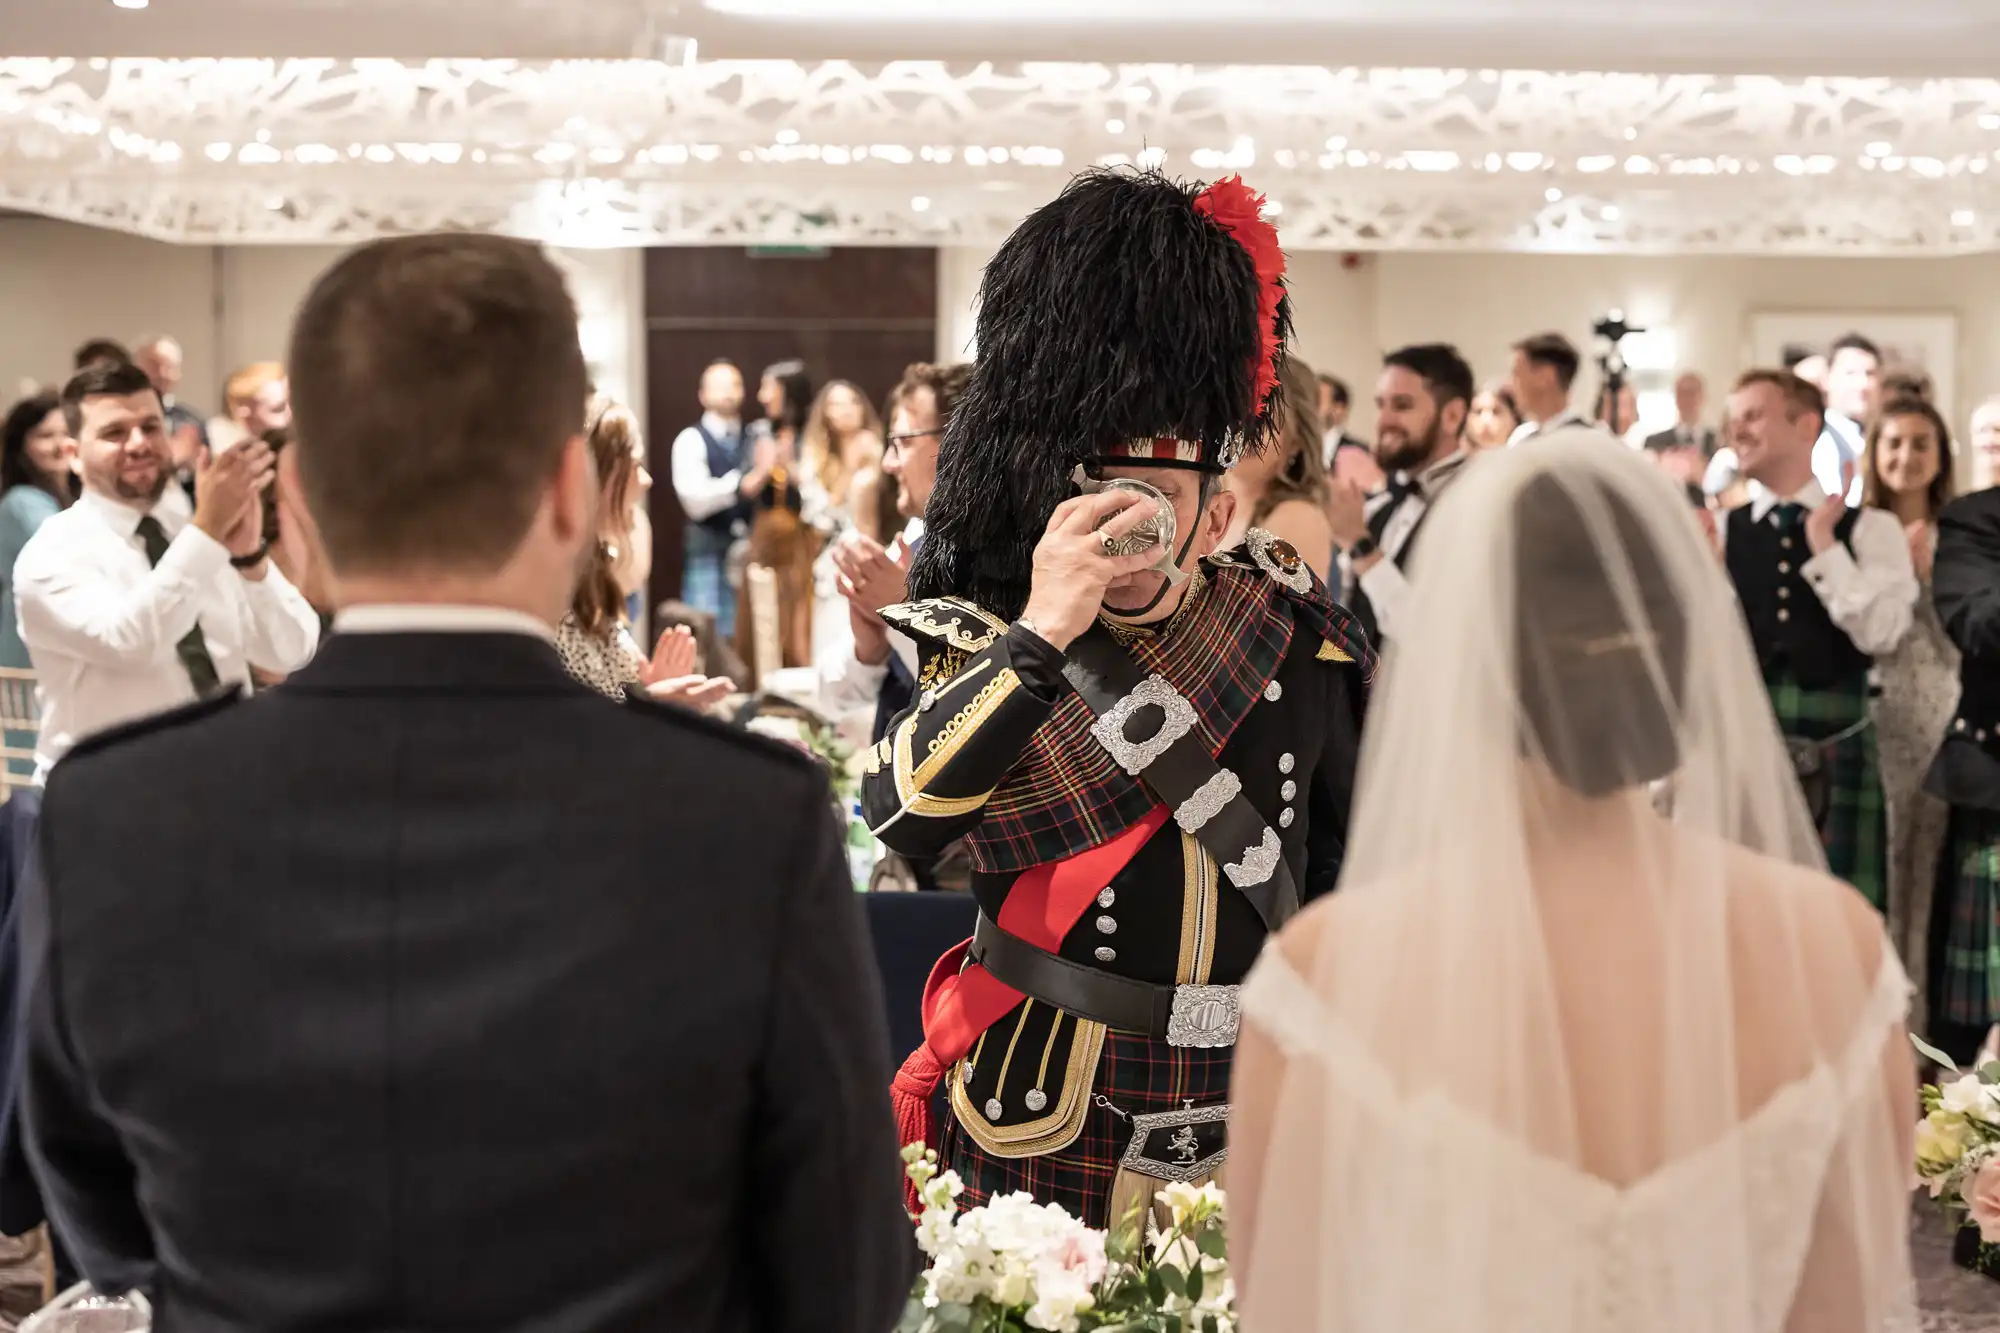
[819, 362, 971, 740]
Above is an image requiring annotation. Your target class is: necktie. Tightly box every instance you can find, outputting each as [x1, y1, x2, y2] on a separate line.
[134, 515, 223, 697]
[1773, 501, 1806, 535]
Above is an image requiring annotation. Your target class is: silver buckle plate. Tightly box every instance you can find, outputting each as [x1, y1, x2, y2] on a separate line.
[1119, 1100, 1230, 1183]
[1166, 984, 1241, 1049]
[1090, 674, 1198, 776]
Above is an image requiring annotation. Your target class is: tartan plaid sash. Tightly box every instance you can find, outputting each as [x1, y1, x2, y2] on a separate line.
[964, 559, 1374, 874]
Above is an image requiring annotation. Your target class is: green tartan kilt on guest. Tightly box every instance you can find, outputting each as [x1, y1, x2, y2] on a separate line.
[1768, 674, 1886, 910]
[1937, 807, 2000, 1029]
[939, 1029, 1232, 1232]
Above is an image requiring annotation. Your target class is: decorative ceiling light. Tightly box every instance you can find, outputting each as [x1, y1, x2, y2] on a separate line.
[1261, 200, 1283, 217]
[1953, 209, 1977, 225]
[1601, 204, 1622, 221]
[910, 195, 931, 212]
[1982, 114, 2000, 131]
[1578, 155, 1616, 173]
[1545, 186, 1564, 202]
[110, 0, 148, 9]
[1106, 118, 1124, 134]
[1866, 141, 1894, 157]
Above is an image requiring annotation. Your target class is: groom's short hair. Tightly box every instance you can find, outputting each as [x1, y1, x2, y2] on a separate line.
[288, 233, 586, 577]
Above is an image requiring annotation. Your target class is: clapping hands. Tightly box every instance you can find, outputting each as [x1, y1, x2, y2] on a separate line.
[639, 625, 732, 712]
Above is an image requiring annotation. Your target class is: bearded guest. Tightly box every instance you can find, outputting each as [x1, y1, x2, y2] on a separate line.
[12, 361, 319, 781]
[1970, 396, 2000, 493]
[861, 169, 1372, 1229]
[1324, 343, 1476, 651]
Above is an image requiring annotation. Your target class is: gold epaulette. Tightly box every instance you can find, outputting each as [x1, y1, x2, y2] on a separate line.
[880, 597, 1010, 654]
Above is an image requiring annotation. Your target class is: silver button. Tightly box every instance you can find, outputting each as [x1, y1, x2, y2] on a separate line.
[962, 1059, 976, 1080]
[1281, 780, 1297, 801]
[1957, 718, 1970, 732]
[1777, 562, 1790, 574]
[1777, 587, 1789, 600]
[919, 689, 938, 712]
[1776, 609, 1790, 623]
[1780, 537, 1794, 550]
[1097, 887, 1116, 909]
[985, 1097, 1004, 1121]
[1024, 1089, 1048, 1112]
[1280, 807, 1295, 829]
[1278, 753, 1296, 775]
[1096, 915, 1118, 935]
[1094, 946, 1117, 963]
[1263, 680, 1283, 702]
[1981, 729, 1991, 744]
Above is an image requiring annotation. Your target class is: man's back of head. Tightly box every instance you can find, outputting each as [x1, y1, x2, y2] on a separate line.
[288, 234, 591, 621]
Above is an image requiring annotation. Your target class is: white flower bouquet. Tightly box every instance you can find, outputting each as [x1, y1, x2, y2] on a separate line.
[1912, 1035, 2000, 1277]
[899, 1144, 1236, 1333]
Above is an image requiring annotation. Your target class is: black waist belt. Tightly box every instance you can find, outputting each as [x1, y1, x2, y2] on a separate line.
[971, 913, 1241, 1048]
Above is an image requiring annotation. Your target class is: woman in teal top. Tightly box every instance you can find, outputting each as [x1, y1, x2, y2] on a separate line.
[0, 391, 75, 670]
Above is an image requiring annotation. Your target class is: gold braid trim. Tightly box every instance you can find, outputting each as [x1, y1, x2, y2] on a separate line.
[889, 661, 1014, 815]
[952, 1014, 1107, 1158]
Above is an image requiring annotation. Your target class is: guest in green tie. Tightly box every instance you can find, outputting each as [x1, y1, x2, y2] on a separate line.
[12, 361, 319, 784]
[1719, 368, 1919, 910]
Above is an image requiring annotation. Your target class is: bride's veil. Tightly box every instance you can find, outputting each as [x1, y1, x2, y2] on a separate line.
[1236, 438, 1915, 1331]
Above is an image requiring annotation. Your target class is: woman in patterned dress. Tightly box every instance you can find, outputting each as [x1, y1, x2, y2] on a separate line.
[1863, 395, 1959, 1021]
[556, 397, 731, 711]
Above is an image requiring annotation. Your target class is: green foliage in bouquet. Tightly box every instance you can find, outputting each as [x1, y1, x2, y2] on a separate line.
[898, 1145, 1235, 1333]
[1911, 1034, 2000, 1276]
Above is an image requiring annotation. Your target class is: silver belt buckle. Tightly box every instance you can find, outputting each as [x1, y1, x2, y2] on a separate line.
[1166, 984, 1240, 1049]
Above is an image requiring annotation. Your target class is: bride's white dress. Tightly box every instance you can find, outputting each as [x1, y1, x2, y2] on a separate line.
[1240, 950, 1913, 1333]
[1228, 437, 1918, 1333]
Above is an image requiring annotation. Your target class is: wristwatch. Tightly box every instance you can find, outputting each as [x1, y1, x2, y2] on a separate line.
[1344, 534, 1380, 561]
[230, 542, 271, 569]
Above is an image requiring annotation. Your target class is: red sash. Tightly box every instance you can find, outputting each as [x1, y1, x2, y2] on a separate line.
[890, 805, 1171, 1205]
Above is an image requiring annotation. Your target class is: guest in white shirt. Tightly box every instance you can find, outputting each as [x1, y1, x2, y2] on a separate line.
[817, 361, 970, 735]
[1720, 367, 1915, 908]
[669, 360, 759, 640]
[1812, 333, 1882, 506]
[1326, 343, 1475, 649]
[1506, 331, 1597, 445]
[15, 361, 319, 780]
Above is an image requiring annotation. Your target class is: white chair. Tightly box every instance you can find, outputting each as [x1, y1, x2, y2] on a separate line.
[0, 668, 38, 801]
[19, 1283, 148, 1333]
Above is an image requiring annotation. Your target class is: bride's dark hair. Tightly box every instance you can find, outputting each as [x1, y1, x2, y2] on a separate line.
[1513, 468, 1690, 797]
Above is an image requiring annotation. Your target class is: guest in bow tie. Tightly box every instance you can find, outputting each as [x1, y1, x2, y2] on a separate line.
[1325, 343, 1476, 651]
[1719, 369, 1918, 911]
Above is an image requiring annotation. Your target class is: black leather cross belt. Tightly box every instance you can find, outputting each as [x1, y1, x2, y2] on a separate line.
[971, 913, 1241, 1049]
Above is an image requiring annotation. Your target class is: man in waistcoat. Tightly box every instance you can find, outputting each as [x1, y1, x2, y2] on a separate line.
[669, 359, 753, 638]
[1722, 369, 1917, 908]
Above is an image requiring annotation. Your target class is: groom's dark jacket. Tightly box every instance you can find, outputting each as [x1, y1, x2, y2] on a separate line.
[19, 628, 913, 1333]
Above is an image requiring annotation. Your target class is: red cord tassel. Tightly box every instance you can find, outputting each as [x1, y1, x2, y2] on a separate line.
[892, 1044, 945, 1214]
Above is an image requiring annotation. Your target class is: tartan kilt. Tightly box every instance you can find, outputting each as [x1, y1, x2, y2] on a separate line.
[1768, 675, 1886, 910]
[940, 1029, 1232, 1231]
[1938, 808, 2000, 1028]
[680, 529, 735, 640]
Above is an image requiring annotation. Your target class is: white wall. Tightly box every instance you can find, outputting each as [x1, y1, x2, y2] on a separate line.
[0, 219, 645, 427]
[936, 242, 2000, 447]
